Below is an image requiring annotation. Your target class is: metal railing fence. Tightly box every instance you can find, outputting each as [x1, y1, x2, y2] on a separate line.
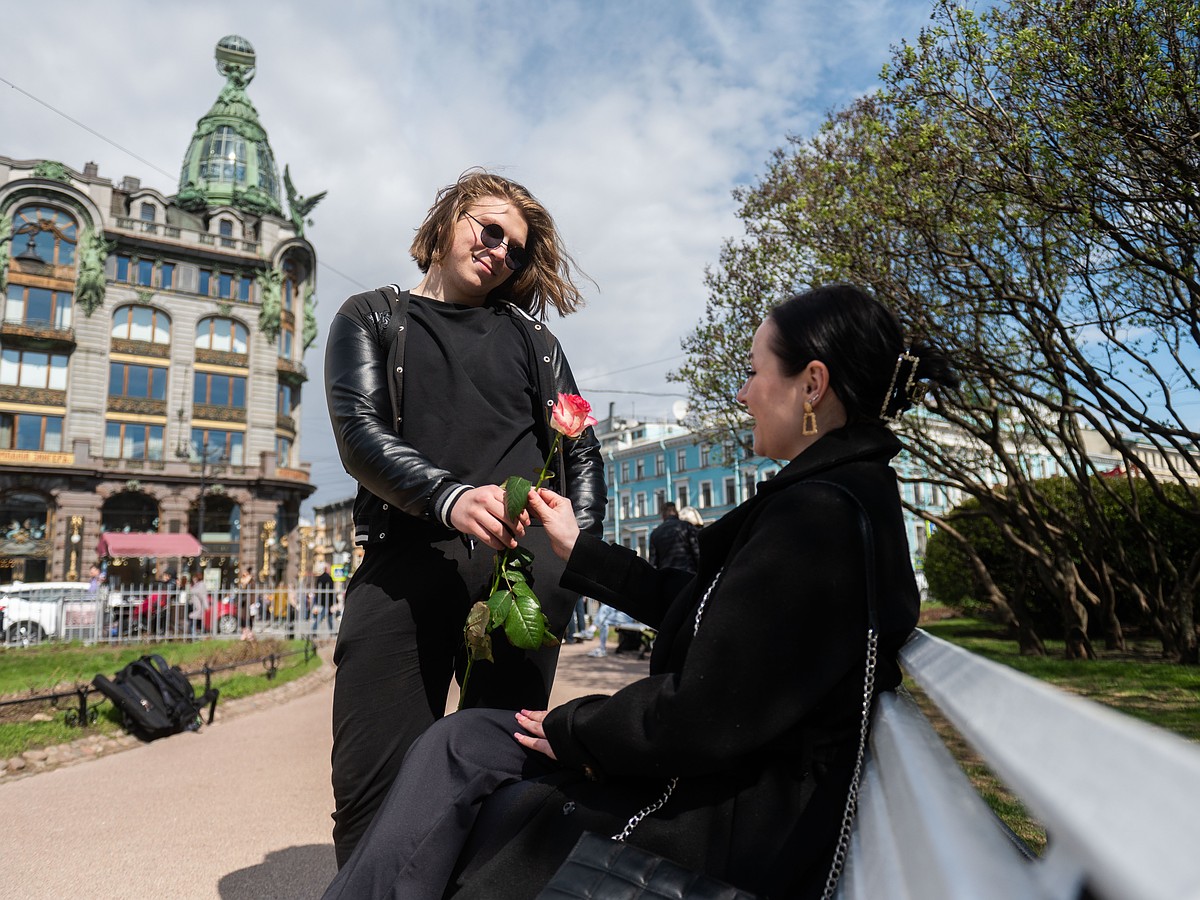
[0, 585, 342, 647]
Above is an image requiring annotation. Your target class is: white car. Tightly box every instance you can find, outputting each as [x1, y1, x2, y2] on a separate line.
[0, 582, 97, 645]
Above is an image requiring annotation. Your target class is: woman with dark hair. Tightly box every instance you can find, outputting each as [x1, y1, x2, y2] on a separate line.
[323, 169, 606, 867]
[322, 284, 956, 899]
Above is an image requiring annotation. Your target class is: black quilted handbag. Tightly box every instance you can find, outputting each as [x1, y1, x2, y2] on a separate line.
[537, 831, 756, 899]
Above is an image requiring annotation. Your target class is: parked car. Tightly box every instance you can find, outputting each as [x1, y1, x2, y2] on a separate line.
[0, 582, 97, 645]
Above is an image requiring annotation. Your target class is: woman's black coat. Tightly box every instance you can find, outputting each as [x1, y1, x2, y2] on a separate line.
[454, 423, 920, 899]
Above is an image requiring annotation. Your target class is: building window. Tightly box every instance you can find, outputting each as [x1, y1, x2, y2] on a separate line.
[109, 363, 168, 400]
[160, 262, 175, 290]
[195, 317, 249, 354]
[218, 272, 233, 298]
[699, 481, 713, 508]
[277, 382, 295, 416]
[115, 255, 130, 282]
[699, 444, 710, 468]
[200, 126, 246, 183]
[112, 305, 170, 343]
[636, 533, 648, 559]
[4, 284, 73, 328]
[136, 259, 154, 287]
[194, 372, 247, 408]
[620, 493, 630, 519]
[676, 483, 689, 509]
[635, 492, 647, 517]
[282, 258, 305, 312]
[103, 422, 164, 460]
[620, 462, 629, 482]
[238, 275, 253, 302]
[276, 435, 292, 467]
[0, 413, 63, 452]
[676, 449, 687, 472]
[198, 269, 211, 296]
[635, 458, 645, 480]
[279, 324, 294, 359]
[724, 477, 736, 506]
[914, 482, 924, 505]
[11, 205, 77, 267]
[139, 202, 156, 222]
[655, 454, 665, 476]
[654, 489, 665, 513]
[743, 473, 756, 500]
[1, 349, 68, 389]
[190, 427, 244, 466]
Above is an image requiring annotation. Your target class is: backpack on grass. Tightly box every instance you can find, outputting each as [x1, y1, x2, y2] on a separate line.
[92, 654, 219, 742]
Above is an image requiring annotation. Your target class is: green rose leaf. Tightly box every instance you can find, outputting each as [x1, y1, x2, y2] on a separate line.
[488, 589, 513, 628]
[504, 475, 532, 522]
[464, 601, 494, 663]
[504, 593, 546, 650]
[506, 546, 535, 568]
[541, 628, 561, 648]
[511, 580, 537, 602]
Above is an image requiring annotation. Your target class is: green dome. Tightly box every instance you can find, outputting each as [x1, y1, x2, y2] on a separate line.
[177, 35, 282, 217]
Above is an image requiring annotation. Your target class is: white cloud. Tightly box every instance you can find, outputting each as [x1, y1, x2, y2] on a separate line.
[1, 0, 934, 511]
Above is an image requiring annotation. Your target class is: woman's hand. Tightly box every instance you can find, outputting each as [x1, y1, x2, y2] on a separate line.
[449, 485, 529, 551]
[514, 709, 557, 760]
[526, 488, 580, 561]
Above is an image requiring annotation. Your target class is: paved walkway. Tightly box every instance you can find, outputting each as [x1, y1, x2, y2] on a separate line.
[0, 638, 649, 899]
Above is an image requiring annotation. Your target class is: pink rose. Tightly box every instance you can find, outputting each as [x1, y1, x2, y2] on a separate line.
[550, 393, 597, 438]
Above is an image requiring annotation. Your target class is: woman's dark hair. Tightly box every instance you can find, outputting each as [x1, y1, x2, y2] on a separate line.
[768, 284, 957, 423]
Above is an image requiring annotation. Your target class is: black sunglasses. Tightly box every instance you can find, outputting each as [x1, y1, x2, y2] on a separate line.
[462, 211, 529, 272]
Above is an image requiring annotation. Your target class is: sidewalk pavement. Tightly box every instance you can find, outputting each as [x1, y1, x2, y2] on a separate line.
[0, 636, 649, 900]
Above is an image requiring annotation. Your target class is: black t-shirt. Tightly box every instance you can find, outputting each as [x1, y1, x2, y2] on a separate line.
[402, 295, 547, 490]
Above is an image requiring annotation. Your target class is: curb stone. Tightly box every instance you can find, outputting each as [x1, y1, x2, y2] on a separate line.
[0, 642, 335, 785]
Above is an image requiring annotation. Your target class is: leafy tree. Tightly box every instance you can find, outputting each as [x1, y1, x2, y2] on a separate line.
[676, 0, 1200, 661]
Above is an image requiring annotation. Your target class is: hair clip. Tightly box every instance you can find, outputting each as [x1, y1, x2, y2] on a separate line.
[880, 350, 920, 423]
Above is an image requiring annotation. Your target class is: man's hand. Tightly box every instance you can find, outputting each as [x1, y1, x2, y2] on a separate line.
[449, 485, 529, 551]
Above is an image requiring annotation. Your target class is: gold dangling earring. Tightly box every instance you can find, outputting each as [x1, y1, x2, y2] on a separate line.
[802, 400, 819, 436]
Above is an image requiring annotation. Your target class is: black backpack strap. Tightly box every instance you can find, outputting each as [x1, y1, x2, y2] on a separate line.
[374, 283, 410, 433]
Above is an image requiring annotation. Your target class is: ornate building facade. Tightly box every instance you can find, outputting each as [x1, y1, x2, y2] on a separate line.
[0, 36, 319, 588]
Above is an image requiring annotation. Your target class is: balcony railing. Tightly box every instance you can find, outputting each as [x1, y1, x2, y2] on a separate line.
[111, 217, 259, 255]
[0, 320, 76, 349]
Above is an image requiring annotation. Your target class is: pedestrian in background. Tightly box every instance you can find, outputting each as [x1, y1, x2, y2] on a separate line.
[649, 501, 699, 573]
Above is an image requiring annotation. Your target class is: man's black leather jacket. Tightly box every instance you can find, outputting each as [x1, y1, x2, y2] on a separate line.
[325, 288, 606, 547]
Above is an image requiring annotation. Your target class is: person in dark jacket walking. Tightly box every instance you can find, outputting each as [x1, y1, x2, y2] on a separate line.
[310, 562, 337, 633]
[320, 283, 957, 899]
[648, 501, 699, 573]
[323, 169, 606, 867]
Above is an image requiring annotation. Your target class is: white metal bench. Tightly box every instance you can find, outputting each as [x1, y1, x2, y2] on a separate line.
[839, 628, 1200, 900]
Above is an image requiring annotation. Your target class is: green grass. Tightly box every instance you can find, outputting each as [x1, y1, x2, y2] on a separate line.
[909, 615, 1200, 855]
[0, 639, 322, 759]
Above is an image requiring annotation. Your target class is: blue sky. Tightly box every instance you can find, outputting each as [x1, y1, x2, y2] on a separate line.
[1, 0, 936, 513]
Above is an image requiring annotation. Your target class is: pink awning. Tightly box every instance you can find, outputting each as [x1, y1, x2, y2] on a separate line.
[96, 532, 203, 558]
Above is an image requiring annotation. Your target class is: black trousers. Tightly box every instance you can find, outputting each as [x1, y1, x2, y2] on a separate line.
[330, 529, 572, 868]
[323, 707, 553, 899]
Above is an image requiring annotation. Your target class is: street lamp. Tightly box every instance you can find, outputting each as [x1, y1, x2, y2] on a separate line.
[175, 406, 224, 550]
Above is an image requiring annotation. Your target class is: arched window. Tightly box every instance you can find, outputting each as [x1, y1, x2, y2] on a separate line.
[112, 305, 171, 344]
[195, 316, 248, 354]
[139, 202, 156, 222]
[11, 205, 77, 267]
[101, 492, 160, 533]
